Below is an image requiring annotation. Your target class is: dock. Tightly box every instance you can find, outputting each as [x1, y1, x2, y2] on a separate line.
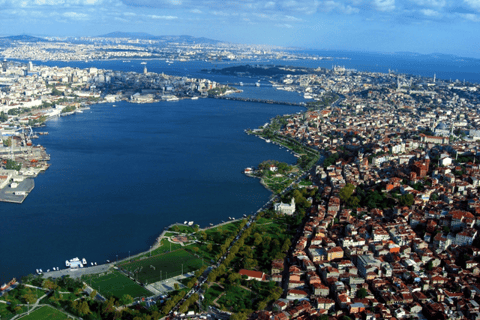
[0, 178, 35, 204]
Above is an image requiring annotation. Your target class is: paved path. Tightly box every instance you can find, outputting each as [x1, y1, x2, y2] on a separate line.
[148, 272, 194, 295]
[40, 263, 113, 279]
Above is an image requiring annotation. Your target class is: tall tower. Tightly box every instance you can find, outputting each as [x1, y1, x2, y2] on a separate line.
[425, 153, 430, 171]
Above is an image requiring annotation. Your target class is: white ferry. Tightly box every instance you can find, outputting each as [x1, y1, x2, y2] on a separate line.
[65, 257, 86, 268]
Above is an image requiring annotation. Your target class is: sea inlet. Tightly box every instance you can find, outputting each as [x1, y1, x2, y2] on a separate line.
[0, 98, 303, 281]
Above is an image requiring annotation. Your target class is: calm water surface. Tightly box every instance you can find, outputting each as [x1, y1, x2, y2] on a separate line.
[0, 99, 303, 281]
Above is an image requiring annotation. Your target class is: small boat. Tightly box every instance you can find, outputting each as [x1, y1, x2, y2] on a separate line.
[112, 105, 116, 107]
[141, 62, 147, 65]
[47, 269, 50, 272]
[209, 223, 213, 226]
[95, 262, 97, 265]
[91, 262, 94, 266]
[82, 258, 87, 265]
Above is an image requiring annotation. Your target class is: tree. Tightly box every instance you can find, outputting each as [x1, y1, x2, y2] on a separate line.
[174, 283, 180, 290]
[253, 233, 263, 246]
[206, 243, 213, 252]
[399, 194, 415, 207]
[426, 261, 433, 271]
[0, 111, 7, 122]
[339, 183, 355, 203]
[357, 288, 368, 299]
[198, 231, 207, 241]
[77, 300, 91, 316]
[228, 273, 241, 285]
[281, 238, 291, 252]
[89, 290, 97, 300]
[193, 224, 200, 233]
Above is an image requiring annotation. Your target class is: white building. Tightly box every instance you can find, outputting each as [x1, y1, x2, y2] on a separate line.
[274, 198, 296, 215]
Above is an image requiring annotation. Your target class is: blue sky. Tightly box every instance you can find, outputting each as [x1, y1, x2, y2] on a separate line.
[1, 0, 480, 58]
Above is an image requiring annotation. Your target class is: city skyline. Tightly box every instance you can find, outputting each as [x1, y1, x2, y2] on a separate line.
[1, 0, 480, 59]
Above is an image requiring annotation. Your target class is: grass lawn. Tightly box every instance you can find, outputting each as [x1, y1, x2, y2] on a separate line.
[148, 239, 183, 256]
[204, 221, 241, 238]
[169, 225, 194, 233]
[120, 250, 204, 283]
[217, 285, 255, 312]
[203, 284, 224, 306]
[83, 270, 151, 299]
[19, 305, 69, 320]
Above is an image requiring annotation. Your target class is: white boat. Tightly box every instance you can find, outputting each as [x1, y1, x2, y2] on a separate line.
[191, 97, 199, 100]
[184, 221, 188, 224]
[141, 62, 147, 65]
[113, 105, 116, 107]
[65, 260, 70, 267]
[265, 139, 271, 143]
[47, 269, 50, 272]
[95, 262, 97, 265]
[256, 82, 260, 87]
[239, 82, 243, 86]
[188, 221, 194, 226]
[82, 258, 87, 265]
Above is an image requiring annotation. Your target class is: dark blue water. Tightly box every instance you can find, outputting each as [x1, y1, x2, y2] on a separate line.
[0, 99, 303, 282]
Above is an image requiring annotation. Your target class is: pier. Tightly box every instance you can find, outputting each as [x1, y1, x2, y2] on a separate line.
[0, 178, 35, 204]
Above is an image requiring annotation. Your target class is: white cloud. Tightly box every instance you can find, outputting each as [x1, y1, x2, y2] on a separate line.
[372, 0, 395, 11]
[409, 0, 445, 7]
[285, 15, 303, 21]
[420, 8, 440, 16]
[212, 10, 230, 16]
[275, 23, 293, 28]
[190, 8, 202, 13]
[148, 14, 177, 19]
[464, 0, 480, 11]
[321, 1, 359, 14]
[460, 12, 480, 21]
[264, 1, 276, 8]
[63, 11, 89, 19]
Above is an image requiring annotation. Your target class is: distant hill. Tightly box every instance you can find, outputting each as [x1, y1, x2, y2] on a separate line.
[99, 32, 223, 44]
[0, 35, 49, 42]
